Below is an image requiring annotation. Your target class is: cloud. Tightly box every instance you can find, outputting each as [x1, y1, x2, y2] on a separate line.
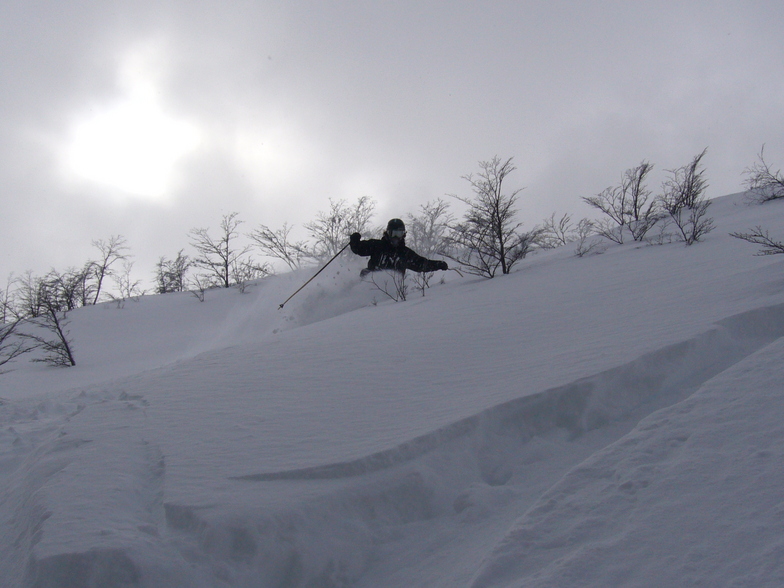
[1, 1, 784, 288]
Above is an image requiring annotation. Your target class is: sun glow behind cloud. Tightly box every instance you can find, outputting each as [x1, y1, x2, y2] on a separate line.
[64, 41, 201, 199]
[67, 99, 200, 198]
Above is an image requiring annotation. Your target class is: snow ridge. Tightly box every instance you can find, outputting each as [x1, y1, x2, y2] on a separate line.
[232, 303, 784, 484]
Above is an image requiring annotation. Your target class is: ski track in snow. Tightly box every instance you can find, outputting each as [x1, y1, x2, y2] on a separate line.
[2, 194, 784, 586]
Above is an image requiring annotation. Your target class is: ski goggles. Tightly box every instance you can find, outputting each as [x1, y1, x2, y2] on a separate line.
[388, 229, 406, 239]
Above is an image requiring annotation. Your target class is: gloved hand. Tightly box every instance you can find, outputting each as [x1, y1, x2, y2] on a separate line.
[350, 232, 361, 244]
[436, 260, 448, 271]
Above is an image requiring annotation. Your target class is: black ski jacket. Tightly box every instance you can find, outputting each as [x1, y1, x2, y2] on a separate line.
[350, 234, 446, 273]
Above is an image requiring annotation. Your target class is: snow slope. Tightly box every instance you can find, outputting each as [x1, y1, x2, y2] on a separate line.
[2, 193, 784, 587]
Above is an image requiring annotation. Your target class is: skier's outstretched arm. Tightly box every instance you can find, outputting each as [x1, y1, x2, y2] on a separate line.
[402, 247, 448, 273]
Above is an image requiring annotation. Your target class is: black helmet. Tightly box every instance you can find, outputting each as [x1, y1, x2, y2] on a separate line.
[385, 218, 406, 239]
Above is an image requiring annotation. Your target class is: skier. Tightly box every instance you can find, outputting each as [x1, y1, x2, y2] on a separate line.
[350, 218, 449, 277]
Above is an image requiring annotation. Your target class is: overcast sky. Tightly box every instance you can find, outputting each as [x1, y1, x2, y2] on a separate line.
[2, 0, 784, 288]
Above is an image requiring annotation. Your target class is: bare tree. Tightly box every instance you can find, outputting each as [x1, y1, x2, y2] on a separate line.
[446, 156, 538, 278]
[1, 274, 17, 323]
[154, 250, 192, 294]
[661, 148, 708, 210]
[406, 199, 453, 295]
[0, 320, 35, 374]
[10, 265, 95, 320]
[189, 212, 264, 288]
[14, 271, 46, 318]
[110, 261, 144, 307]
[744, 145, 784, 203]
[673, 202, 714, 245]
[91, 235, 130, 304]
[189, 275, 209, 302]
[624, 161, 659, 241]
[659, 148, 714, 245]
[231, 259, 271, 294]
[573, 219, 606, 257]
[646, 217, 676, 246]
[248, 223, 309, 271]
[77, 262, 97, 307]
[407, 199, 454, 255]
[46, 267, 94, 311]
[583, 161, 659, 244]
[537, 213, 576, 249]
[582, 185, 628, 244]
[730, 226, 784, 255]
[18, 284, 76, 367]
[305, 197, 376, 259]
[7, 238, 128, 315]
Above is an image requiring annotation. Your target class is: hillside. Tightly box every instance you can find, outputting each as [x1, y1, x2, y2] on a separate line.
[2, 193, 784, 587]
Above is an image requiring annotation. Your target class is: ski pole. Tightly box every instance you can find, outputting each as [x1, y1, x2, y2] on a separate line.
[278, 242, 351, 309]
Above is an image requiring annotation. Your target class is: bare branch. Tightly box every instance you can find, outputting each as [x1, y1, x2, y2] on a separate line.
[743, 145, 784, 203]
[730, 226, 784, 256]
[366, 270, 408, 302]
[154, 250, 192, 294]
[189, 212, 262, 288]
[583, 161, 660, 243]
[248, 223, 309, 271]
[573, 219, 606, 257]
[109, 261, 145, 307]
[16, 284, 76, 367]
[0, 320, 36, 373]
[91, 235, 130, 304]
[406, 199, 454, 295]
[1, 273, 17, 323]
[537, 213, 574, 249]
[659, 148, 714, 245]
[305, 197, 376, 260]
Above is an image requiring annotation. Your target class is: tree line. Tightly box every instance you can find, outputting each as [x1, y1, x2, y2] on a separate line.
[2, 145, 783, 370]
